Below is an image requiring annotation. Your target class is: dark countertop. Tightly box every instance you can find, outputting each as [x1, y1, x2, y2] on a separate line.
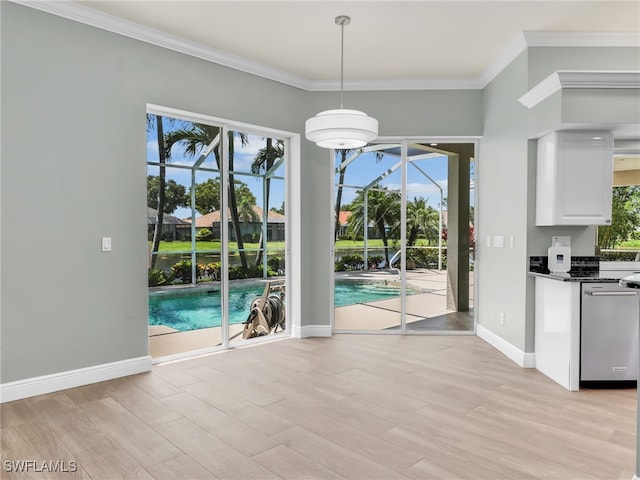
[528, 271, 632, 283]
[620, 274, 640, 289]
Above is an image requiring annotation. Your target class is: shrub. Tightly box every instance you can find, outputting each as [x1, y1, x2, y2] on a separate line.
[195, 228, 213, 242]
[600, 250, 640, 261]
[228, 265, 277, 280]
[367, 255, 384, 269]
[268, 256, 285, 274]
[171, 260, 204, 283]
[407, 248, 447, 269]
[148, 268, 169, 287]
[203, 262, 221, 281]
[335, 254, 365, 271]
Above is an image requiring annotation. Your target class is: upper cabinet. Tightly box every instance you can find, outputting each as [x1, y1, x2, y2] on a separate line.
[536, 131, 614, 226]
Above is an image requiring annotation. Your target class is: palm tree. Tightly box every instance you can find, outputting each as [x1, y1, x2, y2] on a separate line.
[406, 197, 440, 246]
[251, 138, 284, 266]
[334, 149, 351, 242]
[148, 114, 168, 269]
[347, 184, 401, 267]
[238, 198, 259, 226]
[334, 148, 384, 243]
[164, 123, 250, 269]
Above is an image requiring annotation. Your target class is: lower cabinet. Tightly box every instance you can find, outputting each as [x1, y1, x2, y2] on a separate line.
[534, 277, 581, 391]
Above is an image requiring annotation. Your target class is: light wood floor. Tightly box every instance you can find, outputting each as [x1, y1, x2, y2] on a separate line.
[1, 335, 636, 479]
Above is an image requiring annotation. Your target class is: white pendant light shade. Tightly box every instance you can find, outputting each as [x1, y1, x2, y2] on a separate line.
[305, 108, 378, 149]
[305, 15, 378, 149]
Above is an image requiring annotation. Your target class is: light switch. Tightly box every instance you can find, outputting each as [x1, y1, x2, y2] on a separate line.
[509, 236, 515, 248]
[101, 237, 112, 252]
[494, 236, 505, 248]
[486, 236, 491, 247]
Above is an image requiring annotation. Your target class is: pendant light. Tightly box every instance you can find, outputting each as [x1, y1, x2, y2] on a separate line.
[305, 15, 378, 149]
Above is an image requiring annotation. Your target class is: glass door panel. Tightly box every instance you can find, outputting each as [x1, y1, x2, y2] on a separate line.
[147, 112, 288, 359]
[333, 144, 403, 332]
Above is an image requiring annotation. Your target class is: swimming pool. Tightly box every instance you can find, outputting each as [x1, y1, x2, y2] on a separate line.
[149, 280, 412, 332]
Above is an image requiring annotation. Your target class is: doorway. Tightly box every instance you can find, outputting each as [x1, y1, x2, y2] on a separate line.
[332, 140, 476, 334]
[146, 105, 295, 361]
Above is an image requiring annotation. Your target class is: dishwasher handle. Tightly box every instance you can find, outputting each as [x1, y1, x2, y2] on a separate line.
[584, 291, 638, 297]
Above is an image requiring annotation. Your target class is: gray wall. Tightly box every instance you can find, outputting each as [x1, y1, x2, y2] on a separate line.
[0, 3, 482, 383]
[478, 46, 640, 353]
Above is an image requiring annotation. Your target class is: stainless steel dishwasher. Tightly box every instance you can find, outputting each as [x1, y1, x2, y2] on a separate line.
[581, 282, 640, 385]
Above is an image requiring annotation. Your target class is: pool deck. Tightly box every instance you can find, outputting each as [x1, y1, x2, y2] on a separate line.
[334, 268, 474, 331]
[149, 268, 474, 359]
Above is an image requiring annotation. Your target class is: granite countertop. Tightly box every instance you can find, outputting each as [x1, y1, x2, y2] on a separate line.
[528, 255, 639, 283]
[528, 271, 628, 283]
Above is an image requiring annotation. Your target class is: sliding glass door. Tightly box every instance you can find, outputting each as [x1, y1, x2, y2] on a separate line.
[147, 107, 290, 360]
[333, 140, 475, 334]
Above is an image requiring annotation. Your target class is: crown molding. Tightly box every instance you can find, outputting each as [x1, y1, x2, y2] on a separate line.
[9, 0, 640, 92]
[310, 78, 484, 91]
[518, 70, 640, 108]
[524, 31, 640, 48]
[10, 0, 312, 90]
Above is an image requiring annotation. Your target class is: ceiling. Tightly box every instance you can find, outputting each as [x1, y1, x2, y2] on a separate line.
[64, 0, 639, 90]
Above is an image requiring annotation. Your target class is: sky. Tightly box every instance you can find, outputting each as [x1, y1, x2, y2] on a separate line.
[147, 118, 285, 219]
[147, 115, 474, 220]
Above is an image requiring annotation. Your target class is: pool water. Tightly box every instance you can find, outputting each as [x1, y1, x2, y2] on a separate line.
[149, 281, 411, 332]
[334, 281, 413, 307]
[149, 286, 264, 332]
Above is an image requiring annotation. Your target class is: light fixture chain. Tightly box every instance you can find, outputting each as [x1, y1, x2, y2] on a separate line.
[340, 19, 344, 109]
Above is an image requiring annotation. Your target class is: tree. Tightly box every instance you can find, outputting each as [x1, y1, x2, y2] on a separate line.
[271, 202, 285, 215]
[334, 149, 352, 242]
[148, 114, 168, 269]
[164, 122, 251, 269]
[406, 197, 439, 246]
[333, 148, 383, 243]
[188, 178, 256, 215]
[251, 138, 284, 265]
[347, 184, 401, 267]
[239, 198, 259, 225]
[598, 186, 640, 249]
[147, 176, 188, 213]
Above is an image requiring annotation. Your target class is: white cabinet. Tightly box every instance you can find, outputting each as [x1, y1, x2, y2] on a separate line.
[536, 131, 614, 226]
[534, 277, 581, 391]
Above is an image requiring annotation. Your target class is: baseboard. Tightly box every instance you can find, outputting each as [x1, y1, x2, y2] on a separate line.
[291, 324, 332, 339]
[0, 356, 152, 403]
[476, 324, 535, 368]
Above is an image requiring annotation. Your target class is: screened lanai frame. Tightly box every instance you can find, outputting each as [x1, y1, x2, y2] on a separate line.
[330, 137, 479, 335]
[146, 103, 301, 358]
[335, 143, 446, 271]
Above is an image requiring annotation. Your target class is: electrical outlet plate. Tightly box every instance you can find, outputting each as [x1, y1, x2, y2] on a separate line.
[552, 236, 570, 247]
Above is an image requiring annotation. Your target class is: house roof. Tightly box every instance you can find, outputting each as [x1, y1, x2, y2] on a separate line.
[147, 207, 190, 226]
[186, 206, 285, 228]
[338, 211, 352, 226]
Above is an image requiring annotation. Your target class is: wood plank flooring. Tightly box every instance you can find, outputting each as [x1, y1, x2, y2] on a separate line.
[1, 335, 636, 479]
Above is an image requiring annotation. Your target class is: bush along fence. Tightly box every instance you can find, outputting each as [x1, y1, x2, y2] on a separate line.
[148, 257, 284, 287]
[335, 248, 448, 272]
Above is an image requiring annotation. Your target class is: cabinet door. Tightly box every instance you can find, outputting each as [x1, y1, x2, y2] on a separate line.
[536, 131, 613, 226]
[555, 132, 613, 225]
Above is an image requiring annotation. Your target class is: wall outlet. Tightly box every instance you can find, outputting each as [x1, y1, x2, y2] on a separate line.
[552, 236, 570, 247]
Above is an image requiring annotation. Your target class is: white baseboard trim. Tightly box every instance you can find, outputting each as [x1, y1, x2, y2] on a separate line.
[0, 356, 152, 403]
[477, 325, 536, 368]
[291, 324, 332, 339]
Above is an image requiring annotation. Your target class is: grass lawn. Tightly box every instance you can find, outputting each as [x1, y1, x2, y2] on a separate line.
[155, 239, 441, 252]
[619, 239, 640, 249]
[155, 241, 285, 252]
